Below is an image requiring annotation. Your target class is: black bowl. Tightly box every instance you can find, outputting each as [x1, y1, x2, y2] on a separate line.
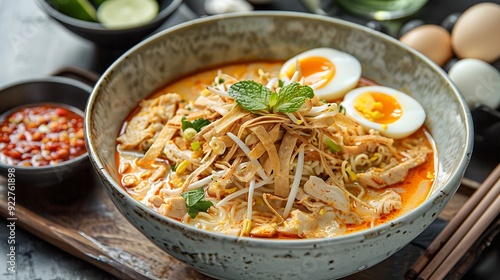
[0, 77, 92, 188]
[36, 0, 182, 49]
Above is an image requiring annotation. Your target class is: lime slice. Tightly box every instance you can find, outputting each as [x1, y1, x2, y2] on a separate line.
[97, 0, 159, 29]
[53, 0, 97, 22]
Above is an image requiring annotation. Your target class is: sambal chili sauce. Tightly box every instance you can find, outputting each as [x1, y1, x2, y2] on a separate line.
[0, 105, 86, 167]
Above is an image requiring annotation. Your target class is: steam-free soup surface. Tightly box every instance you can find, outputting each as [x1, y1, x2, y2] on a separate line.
[116, 62, 434, 238]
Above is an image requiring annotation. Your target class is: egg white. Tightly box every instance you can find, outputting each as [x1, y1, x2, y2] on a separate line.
[341, 86, 426, 139]
[279, 48, 361, 101]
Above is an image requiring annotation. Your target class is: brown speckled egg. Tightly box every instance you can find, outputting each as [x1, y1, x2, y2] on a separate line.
[400, 24, 453, 67]
[451, 3, 500, 63]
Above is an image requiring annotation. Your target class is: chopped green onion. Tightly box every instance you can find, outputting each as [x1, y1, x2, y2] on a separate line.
[325, 138, 340, 153]
[339, 104, 346, 115]
[182, 127, 197, 141]
[191, 141, 201, 151]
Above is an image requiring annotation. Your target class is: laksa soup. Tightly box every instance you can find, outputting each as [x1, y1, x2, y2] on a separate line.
[115, 48, 435, 239]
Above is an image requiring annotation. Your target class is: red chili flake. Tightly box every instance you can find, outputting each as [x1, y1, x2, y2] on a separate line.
[0, 105, 86, 166]
[55, 108, 67, 116]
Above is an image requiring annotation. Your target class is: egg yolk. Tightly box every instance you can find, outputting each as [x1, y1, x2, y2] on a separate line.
[286, 56, 336, 89]
[354, 92, 402, 125]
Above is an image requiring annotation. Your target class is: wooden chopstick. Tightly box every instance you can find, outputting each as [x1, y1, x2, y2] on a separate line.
[417, 178, 500, 279]
[405, 163, 500, 280]
[428, 192, 500, 279]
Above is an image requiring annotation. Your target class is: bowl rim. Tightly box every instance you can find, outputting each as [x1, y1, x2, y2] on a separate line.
[35, 0, 183, 32]
[0, 76, 92, 172]
[86, 11, 474, 245]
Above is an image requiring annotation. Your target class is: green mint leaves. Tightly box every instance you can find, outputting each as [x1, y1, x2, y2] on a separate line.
[274, 82, 314, 113]
[227, 80, 271, 112]
[181, 116, 211, 132]
[181, 188, 214, 218]
[228, 81, 314, 114]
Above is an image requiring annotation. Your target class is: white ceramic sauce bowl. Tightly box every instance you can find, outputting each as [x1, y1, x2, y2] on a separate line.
[85, 12, 473, 279]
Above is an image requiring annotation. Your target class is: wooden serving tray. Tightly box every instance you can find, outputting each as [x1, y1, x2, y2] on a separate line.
[0, 168, 208, 280]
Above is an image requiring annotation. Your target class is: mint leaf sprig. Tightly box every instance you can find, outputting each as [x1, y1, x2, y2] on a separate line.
[227, 81, 314, 114]
[181, 188, 214, 218]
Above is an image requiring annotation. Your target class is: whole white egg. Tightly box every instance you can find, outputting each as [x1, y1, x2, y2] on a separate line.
[341, 86, 426, 139]
[279, 48, 361, 101]
[448, 58, 500, 109]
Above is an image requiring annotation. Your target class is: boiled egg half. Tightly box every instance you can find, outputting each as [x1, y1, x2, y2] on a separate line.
[279, 48, 362, 101]
[341, 86, 426, 139]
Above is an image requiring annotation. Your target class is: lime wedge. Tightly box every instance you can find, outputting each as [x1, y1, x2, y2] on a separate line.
[91, 0, 106, 6]
[53, 0, 97, 22]
[97, 0, 159, 29]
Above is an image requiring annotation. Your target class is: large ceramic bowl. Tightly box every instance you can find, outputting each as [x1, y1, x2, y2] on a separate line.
[85, 12, 473, 279]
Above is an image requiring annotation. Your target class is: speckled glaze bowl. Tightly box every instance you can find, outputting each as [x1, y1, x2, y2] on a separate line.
[85, 12, 473, 279]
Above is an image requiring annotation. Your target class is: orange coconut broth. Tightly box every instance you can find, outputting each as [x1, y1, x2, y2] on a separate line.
[116, 61, 434, 237]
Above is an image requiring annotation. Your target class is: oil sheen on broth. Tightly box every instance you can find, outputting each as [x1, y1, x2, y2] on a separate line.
[115, 60, 435, 239]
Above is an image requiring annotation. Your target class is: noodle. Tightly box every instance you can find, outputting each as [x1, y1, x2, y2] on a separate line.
[115, 62, 435, 239]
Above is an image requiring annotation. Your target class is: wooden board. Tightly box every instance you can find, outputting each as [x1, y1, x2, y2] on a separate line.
[0, 167, 208, 280]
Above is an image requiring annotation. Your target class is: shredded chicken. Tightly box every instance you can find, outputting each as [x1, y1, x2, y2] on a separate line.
[250, 223, 278, 238]
[117, 93, 182, 150]
[163, 141, 193, 163]
[303, 176, 349, 213]
[159, 197, 188, 219]
[341, 135, 401, 161]
[369, 190, 402, 215]
[278, 210, 316, 237]
[357, 147, 431, 188]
